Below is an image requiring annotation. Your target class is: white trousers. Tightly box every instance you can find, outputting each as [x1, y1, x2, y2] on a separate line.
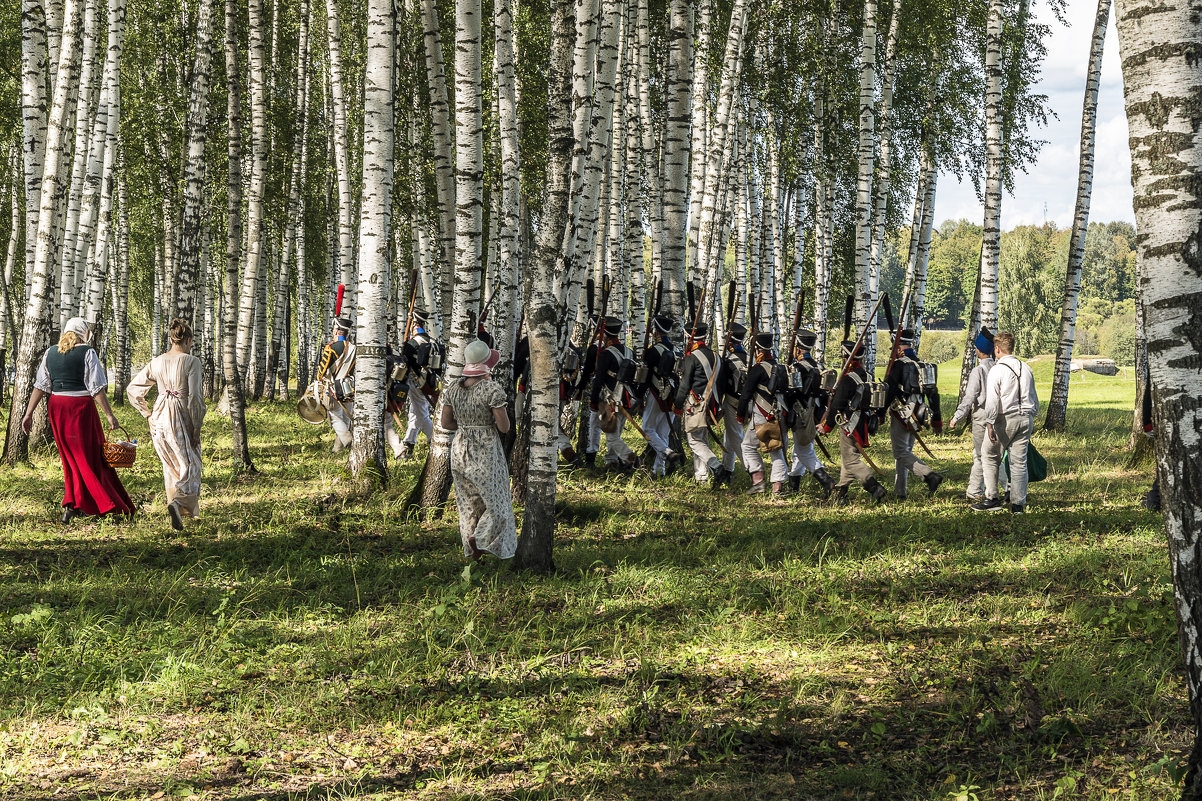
[642, 400, 674, 474]
[789, 440, 824, 477]
[329, 399, 354, 446]
[741, 422, 787, 483]
[590, 409, 633, 464]
[687, 428, 720, 481]
[385, 413, 404, 457]
[721, 400, 745, 471]
[404, 390, 434, 446]
[890, 415, 933, 496]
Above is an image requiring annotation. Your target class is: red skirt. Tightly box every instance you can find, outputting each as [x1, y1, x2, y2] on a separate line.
[47, 394, 135, 517]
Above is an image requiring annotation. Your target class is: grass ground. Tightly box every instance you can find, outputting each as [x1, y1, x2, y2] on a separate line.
[0, 358, 1183, 800]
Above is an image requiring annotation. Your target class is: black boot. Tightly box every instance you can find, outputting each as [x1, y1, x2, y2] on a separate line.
[864, 477, 888, 504]
[832, 484, 850, 505]
[788, 475, 801, 494]
[923, 472, 944, 496]
[814, 468, 835, 501]
[584, 452, 597, 468]
[719, 466, 734, 488]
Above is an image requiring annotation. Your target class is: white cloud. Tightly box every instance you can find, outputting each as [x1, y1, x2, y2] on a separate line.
[933, 0, 1134, 229]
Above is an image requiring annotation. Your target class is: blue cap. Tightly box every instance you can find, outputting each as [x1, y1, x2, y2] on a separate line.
[974, 328, 994, 356]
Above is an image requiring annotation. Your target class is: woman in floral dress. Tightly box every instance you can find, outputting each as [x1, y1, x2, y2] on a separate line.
[439, 339, 517, 560]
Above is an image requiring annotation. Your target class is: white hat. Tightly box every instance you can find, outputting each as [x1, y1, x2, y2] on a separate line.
[464, 339, 491, 364]
[64, 317, 91, 340]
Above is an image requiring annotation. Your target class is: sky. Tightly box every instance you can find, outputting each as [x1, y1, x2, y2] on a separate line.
[932, 0, 1134, 229]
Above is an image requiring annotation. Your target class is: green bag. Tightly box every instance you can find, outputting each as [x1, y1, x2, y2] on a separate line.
[1003, 440, 1048, 483]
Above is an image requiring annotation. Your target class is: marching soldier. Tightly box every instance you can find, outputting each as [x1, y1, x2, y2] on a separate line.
[883, 329, 944, 499]
[399, 309, 443, 459]
[737, 332, 789, 497]
[949, 328, 996, 502]
[715, 321, 749, 487]
[641, 313, 679, 477]
[785, 330, 836, 498]
[316, 316, 356, 453]
[819, 339, 888, 504]
[587, 316, 639, 471]
[673, 323, 723, 485]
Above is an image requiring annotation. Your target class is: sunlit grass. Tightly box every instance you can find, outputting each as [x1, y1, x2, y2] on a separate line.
[0, 369, 1183, 800]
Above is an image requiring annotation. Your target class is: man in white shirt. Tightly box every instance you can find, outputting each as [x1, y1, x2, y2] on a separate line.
[949, 328, 998, 501]
[972, 331, 1038, 513]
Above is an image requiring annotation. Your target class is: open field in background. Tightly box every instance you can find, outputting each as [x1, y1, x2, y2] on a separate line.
[0, 362, 1183, 800]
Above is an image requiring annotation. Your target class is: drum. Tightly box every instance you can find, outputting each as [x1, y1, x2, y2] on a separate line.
[297, 384, 328, 425]
[919, 362, 937, 391]
[820, 369, 837, 391]
[868, 382, 888, 410]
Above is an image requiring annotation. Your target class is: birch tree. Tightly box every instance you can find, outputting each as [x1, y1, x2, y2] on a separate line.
[514, 0, 572, 572]
[222, 0, 253, 470]
[852, 0, 877, 358]
[174, 0, 217, 324]
[5, 0, 83, 464]
[1113, 2, 1202, 795]
[350, 0, 395, 483]
[660, 0, 693, 322]
[1044, 0, 1110, 432]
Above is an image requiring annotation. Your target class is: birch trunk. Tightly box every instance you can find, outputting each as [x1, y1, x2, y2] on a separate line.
[175, 0, 216, 324]
[420, 0, 456, 298]
[326, 0, 355, 299]
[1113, 6, 1202, 793]
[852, 0, 877, 355]
[416, 0, 484, 511]
[349, 0, 395, 483]
[1, 151, 19, 353]
[235, 0, 268, 381]
[660, 0, 692, 323]
[978, 0, 1004, 329]
[684, 0, 712, 278]
[514, 0, 572, 572]
[111, 139, 130, 403]
[866, 0, 900, 365]
[223, 0, 253, 469]
[58, 0, 99, 331]
[1045, 0, 1109, 432]
[493, 0, 521, 376]
[21, 0, 47, 279]
[5, 0, 83, 464]
[694, 0, 747, 303]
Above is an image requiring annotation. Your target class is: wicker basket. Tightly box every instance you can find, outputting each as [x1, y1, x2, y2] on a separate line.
[103, 426, 137, 469]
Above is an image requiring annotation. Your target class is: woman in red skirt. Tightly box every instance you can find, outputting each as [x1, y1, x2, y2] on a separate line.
[21, 317, 135, 523]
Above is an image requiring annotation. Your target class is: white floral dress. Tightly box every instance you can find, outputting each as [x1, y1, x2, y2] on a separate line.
[444, 378, 517, 559]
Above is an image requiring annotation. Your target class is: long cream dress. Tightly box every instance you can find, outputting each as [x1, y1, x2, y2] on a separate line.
[444, 378, 517, 559]
[127, 352, 206, 517]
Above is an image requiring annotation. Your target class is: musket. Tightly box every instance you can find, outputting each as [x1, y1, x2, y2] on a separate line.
[592, 274, 614, 373]
[814, 433, 833, 462]
[643, 276, 660, 354]
[478, 283, 502, 326]
[401, 269, 420, 343]
[698, 280, 737, 411]
[788, 292, 806, 364]
[687, 283, 707, 345]
[819, 291, 891, 431]
[618, 404, 653, 443]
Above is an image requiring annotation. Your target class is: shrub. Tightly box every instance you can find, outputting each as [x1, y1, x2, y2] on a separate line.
[1100, 313, 1136, 366]
[919, 330, 964, 364]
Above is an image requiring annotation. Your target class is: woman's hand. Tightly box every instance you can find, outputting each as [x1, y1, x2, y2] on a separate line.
[20, 415, 32, 433]
[107, 413, 120, 431]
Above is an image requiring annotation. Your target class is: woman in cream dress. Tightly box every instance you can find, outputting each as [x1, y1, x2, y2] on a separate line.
[127, 318, 206, 530]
